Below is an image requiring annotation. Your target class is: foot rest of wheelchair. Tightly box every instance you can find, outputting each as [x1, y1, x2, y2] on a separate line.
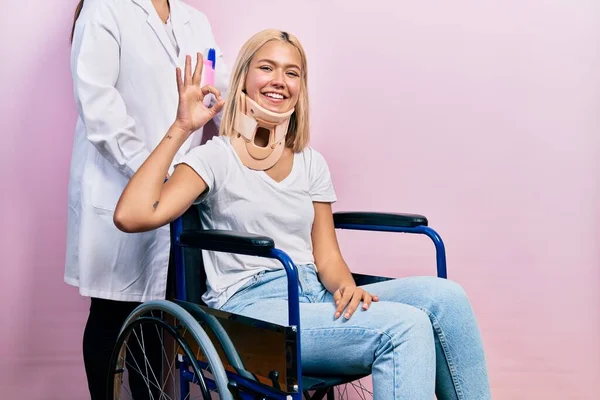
[334, 211, 428, 228]
[302, 373, 369, 391]
[178, 229, 275, 256]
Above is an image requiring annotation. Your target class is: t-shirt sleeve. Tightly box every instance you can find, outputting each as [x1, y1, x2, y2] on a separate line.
[308, 148, 337, 203]
[176, 137, 230, 202]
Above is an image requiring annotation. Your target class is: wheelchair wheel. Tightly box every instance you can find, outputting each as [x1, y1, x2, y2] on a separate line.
[106, 300, 234, 400]
[334, 379, 373, 400]
[303, 379, 373, 400]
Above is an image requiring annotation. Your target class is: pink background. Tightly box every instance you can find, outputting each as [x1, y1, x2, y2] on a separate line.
[1, 0, 599, 398]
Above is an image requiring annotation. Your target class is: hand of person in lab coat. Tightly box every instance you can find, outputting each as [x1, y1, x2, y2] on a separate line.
[174, 53, 225, 135]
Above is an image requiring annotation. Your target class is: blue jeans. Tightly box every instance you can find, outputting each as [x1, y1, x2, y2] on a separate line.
[220, 264, 491, 400]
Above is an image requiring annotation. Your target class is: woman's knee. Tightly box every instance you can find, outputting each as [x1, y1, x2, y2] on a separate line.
[414, 277, 476, 322]
[431, 277, 468, 301]
[404, 276, 469, 304]
[382, 303, 435, 345]
[378, 276, 474, 320]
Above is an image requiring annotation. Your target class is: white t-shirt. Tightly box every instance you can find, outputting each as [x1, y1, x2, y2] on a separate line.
[177, 135, 337, 309]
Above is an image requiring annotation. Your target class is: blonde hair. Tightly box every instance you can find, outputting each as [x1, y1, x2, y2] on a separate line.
[218, 29, 310, 152]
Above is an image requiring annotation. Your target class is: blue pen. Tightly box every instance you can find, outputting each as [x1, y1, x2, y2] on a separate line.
[207, 47, 216, 69]
[202, 48, 216, 88]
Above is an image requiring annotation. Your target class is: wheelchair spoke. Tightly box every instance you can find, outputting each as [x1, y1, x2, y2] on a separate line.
[109, 315, 210, 400]
[336, 383, 348, 399]
[131, 328, 160, 400]
[349, 380, 371, 400]
[123, 341, 164, 400]
[154, 322, 179, 397]
[334, 378, 373, 400]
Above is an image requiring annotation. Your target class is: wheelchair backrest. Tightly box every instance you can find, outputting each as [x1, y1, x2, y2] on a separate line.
[168, 204, 208, 304]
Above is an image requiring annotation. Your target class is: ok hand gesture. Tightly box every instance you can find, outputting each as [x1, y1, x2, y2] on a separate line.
[174, 53, 225, 134]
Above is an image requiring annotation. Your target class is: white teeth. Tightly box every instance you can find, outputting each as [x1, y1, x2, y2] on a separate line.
[264, 93, 284, 99]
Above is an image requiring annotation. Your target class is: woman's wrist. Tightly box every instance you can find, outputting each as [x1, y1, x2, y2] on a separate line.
[167, 121, 192, 142]
[334, 280, 356, 292]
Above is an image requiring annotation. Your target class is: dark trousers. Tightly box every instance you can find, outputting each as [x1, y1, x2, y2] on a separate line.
[82, 297, 164, 399]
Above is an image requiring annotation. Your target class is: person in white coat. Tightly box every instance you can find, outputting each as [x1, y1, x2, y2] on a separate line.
[65, 1, 229, 398]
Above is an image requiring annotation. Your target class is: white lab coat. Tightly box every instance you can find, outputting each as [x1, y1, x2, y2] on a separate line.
[64, 0, 229, 302]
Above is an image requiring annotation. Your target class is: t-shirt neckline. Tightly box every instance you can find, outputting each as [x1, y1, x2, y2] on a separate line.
[258, 152, 298, 187]
[225, 136, 298, 187]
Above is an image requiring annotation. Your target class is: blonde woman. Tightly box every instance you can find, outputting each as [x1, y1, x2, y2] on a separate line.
[114, 29, 492, 400]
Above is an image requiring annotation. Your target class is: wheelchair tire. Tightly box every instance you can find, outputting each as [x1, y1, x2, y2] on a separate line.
[106, 300, 233, 400]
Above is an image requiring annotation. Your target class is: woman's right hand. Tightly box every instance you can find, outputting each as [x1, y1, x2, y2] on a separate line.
[174, 53, 225, 134]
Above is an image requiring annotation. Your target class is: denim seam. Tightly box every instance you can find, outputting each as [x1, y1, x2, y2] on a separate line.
[302, 326, 398, 398]
[220, 271, 266, 313]
[298, 271, 306, 298]
[419, 307, 464, 400]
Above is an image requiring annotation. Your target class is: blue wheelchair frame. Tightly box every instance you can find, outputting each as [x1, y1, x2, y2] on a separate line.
[169, 210, 447, 399]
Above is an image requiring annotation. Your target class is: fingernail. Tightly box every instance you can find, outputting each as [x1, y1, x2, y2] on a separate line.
[335, 312, 340, 319]
[335, 301, 339, 305]
[344, 313, 350, 319]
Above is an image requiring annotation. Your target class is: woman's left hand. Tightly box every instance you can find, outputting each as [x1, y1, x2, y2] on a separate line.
[333, 285, 379, 320]
[174, 53, 225, 134]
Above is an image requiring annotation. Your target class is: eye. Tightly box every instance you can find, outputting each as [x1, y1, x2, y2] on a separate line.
[259, 65, 272, 71]
[287, 71, 300, 77]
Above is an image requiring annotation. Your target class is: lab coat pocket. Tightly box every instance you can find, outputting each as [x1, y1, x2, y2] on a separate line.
[89, 152, 128, 213]
[88, 153, 169, 232]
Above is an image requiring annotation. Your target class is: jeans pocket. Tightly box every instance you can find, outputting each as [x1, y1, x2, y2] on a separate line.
[225, 271, 266, 304]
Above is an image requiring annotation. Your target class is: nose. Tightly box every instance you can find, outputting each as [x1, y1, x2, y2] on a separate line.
[270, 69, 285, 88]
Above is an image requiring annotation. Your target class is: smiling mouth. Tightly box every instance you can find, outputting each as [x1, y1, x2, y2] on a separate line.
[262, 92, 287, 101]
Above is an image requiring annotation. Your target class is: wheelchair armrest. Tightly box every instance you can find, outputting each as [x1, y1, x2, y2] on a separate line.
[333, 211, 428, 228]
[333, 211, 448, 279]
[178, 229, 274, 257]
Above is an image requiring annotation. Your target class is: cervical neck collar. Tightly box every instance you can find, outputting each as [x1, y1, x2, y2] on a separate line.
[230, 91, 295, 171]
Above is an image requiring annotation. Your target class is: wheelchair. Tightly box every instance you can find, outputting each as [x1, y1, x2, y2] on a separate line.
[106, 205, 448, 400]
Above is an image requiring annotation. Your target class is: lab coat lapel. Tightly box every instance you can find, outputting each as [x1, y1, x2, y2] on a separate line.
[169, 0, 192, 64]
[131, 0, 179, 66]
